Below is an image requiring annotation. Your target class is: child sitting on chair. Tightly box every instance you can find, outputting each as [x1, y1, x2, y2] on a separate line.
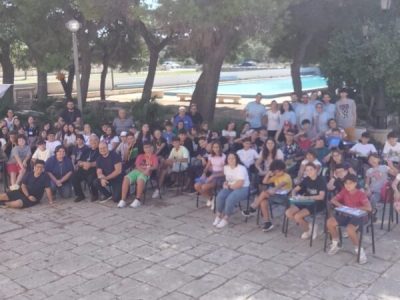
[241, 160, 292, 232]
[327, 174, 371, 264]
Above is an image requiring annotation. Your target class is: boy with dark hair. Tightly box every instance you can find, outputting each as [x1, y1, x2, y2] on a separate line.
[0, 160, 53, 208]
[327, 174, 371, 264]
[383, 131, 400, 164]
[242, 160, 292, 232]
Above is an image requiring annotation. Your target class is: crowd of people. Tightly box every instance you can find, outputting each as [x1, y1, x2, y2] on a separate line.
[0, 89, 400, 265]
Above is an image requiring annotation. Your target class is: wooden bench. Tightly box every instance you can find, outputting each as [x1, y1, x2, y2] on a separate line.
[177, 93, 191, 102]
[151, 90, 164, 98]
[217, 94, 241, 104]
[13, 86, 36, 103]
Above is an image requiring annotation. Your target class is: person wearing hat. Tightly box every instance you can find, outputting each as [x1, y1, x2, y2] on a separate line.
[173, 106, 193, 131]
[244, 92, 266, 130]
[112, 108, 134, 135]
[45, 145, 74, 198]
[335, 88, 357, 141]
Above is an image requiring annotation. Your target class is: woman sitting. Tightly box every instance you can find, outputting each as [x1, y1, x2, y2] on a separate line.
[286, 163, 326, 240]
[255, 138, 284, 179]
[194, 142, 225, 208]
[213, 152, 250, 229]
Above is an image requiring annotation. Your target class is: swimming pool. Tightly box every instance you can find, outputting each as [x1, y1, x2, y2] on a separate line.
[165, 75, 327, 98]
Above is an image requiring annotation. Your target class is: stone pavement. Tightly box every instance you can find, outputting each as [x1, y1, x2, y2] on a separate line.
[0, 191, 400, 300]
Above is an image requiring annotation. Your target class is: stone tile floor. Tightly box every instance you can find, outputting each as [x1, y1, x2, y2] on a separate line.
[0, 191, 399, 300]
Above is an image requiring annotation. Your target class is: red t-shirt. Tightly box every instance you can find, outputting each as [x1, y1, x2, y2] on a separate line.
[335, 188, 369, 208]
[135, 154, 158, 169]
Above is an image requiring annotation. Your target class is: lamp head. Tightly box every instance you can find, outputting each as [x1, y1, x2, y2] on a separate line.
[66, 19, 81, 33]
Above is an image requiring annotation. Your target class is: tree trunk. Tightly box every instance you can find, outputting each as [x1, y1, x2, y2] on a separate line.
[66, 64, 74, 99]
[141, 50, 159, 102]
[100, 54, 109, 101]
[37, 70, 48, 101]
[291, 62, 302, 98]
[78, 33, 92, 104]
[191, 43, 228, 122]
[291, 33, 314, 98]
[0, 42, 15, 84]
[375, 81, 387, 129]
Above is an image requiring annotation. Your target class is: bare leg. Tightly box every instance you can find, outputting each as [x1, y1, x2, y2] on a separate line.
[15, 168, 26, 185]
[260, 196, 271, 222]
[5, 199, 23, 208]
[136, 179, 145, 199]
[327, 217, 339, 240]
[9, 172, 17, 186]
[121, 176, 130, 201]
[347, 224, 360, 246]
[294, 209, 311, 232]
[0, 193, 10, 201]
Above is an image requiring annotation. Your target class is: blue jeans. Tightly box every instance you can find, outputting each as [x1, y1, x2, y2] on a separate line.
[216, 187, 248, 216]
[50, 181, 72, 199]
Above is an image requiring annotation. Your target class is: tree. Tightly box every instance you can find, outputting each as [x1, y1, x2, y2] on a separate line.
[12, 0, 70, 100]
[0, 1, 17, 85]
[269, 0, 341, 97]
[165, 0, 288, 121]
[321, 0, 400, 128]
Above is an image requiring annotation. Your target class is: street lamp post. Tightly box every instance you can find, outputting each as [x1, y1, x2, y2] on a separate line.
[66, 19, 83, 112]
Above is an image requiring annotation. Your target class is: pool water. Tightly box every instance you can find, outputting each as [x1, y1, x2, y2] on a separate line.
[165, 75, 327, 98]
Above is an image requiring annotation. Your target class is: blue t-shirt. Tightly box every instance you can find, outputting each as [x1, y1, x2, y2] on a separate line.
[162, 131, 175, 145]
[22, 171, 51, 201]
[245, 102, 266, 128]
[173, 115, 193, 131]
[295, 103, 315, 127]
[45, 156, 74, 180]
[323, 103, 336, 120]
[96, 151, 122, 177]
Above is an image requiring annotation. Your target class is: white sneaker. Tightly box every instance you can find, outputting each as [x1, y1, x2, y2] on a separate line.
[328, 241, 341, 255]
[9, 184, 19, 191]
[301, 231, 311, 239]
[206, 199, 212, 207]
[212, 216, 222, 226]
[130, 199, 141, 208]
[216, 219, 228, 229]
[117, 200, 127, 208]
[312, 224, 318, 240]
[152, 189, 160, 199]
[355, 247, 368, 264]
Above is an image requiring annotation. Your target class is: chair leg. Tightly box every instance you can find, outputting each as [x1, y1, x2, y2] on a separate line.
[284, 216, 289, 237]
[142, 181, 148, 205]
[381, 200, 387, 230]
[196, 192, 200, 208]
[256, 208, 260, 225]
[310, 214, 316, 248]
[371, 218, 376, 254]
[357, 225, 364, 263]
[269, 201, 274, 219]
[388, 200, 393, 232]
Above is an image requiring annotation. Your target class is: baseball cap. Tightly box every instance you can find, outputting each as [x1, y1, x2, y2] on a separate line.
[120, 131, 127, 137]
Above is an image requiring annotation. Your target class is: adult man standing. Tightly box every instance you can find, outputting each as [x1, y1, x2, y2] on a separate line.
[295, 93, 315, 128]
[60, 99, 82, 126]
[0, 160, 53, 208]
[112, 108, 134, 135]
[186, 104, 203, 129]
[72, 134, 100, 202]
[173, 107, 193, 131]
[93, 141, 123, 203]
[244, 93, 266, 129]
[322, 93, 336, 120]
[336, 88, 357, 141]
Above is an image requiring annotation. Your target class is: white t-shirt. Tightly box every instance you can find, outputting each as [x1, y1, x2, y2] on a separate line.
[383, 142, 400, 162]
[267, 110, 281, 131]
[46, 140, 61, 156]
[224, 164, 250, 187]
[236, 148, 259, 168]
[100, 135, 120, 151]
[222, 130, 237, 138]
[64, 134, 76, 146]
[169, 146, 190, 171]
[350, 143, 377, 157]
[32, 148, 51, 162]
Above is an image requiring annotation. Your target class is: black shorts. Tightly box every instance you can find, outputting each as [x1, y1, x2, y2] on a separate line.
[295, 202, 325, 214]
[6, 190, 38, 208]
[335, 213, 367, 227]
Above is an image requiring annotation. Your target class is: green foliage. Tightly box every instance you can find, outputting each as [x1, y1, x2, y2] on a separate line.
[130, 99, 175, 129]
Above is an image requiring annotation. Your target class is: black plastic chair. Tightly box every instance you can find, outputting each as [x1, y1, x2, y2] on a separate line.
[324, 206, 376, 264]
[142, 170, 162, 204]
[380, 184, 399, 231]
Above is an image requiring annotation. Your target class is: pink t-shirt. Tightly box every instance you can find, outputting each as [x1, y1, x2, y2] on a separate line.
[209, 154, 226, 173]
